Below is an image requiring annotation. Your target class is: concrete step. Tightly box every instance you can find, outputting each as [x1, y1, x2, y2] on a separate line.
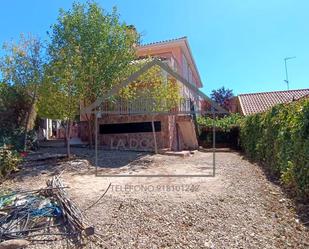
[161, 150, 191, 158]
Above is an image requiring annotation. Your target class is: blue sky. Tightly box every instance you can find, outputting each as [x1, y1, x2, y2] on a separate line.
[1, 0, 308, 95]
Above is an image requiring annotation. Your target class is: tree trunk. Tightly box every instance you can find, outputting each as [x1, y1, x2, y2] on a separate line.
[23, 83, 39, 151]
[22, 107, 31, 151]
[87, 118, 94, 149]
[22, 101, 35, 151]
[83, 99, 94, 149]
[65, 119, 71, 158]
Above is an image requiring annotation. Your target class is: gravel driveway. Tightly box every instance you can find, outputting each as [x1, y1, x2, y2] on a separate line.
[2, 149, 308, 248]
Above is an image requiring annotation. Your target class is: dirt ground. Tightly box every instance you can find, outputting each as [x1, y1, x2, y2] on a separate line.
[2, 147, 309, 248]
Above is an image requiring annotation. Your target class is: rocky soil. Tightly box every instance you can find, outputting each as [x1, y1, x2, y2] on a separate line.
[1, 148, 308, 248]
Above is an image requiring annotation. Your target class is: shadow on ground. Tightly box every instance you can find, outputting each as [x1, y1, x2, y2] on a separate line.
[12, 147, 153, 180]
[240, 152, 309, 228]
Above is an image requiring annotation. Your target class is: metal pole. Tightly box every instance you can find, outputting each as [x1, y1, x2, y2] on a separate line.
[284, 56, 296, 90]
[95, 112, 98, 175]
[151, 116, 158, 154]
[284, 59, 289, 90]
[212, 106, 216, 177]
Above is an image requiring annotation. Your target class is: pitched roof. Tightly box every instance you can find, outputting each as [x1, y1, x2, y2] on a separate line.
[138, 36, 203, 88]
[238, 89, 309, 116]
[139, 37, 187, 47]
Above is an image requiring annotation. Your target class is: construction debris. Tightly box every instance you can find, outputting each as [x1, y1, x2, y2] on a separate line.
[45, 176, 94, 238]
[0, 176, 94, 247]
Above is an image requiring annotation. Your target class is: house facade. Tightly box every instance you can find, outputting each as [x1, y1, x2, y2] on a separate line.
[137, 37, 202, 88]
[80, 37, 208, 151]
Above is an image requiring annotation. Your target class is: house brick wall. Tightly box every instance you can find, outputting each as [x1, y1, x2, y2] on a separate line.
[97, 114, 170, 151]
[79, 109, 200, 152]
[80, 115, 175, 151]
[79, 114, 197, 152]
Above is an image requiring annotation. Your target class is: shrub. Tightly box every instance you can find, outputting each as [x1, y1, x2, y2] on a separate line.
[0, 127, 38, 152]
[240, 98, 309, 200]
[197, 114, 242, 149]
[0, 145, 21, 177]
[197, 113, 243, 132]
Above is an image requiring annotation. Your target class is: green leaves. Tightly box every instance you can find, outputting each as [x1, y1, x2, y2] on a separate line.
[0, 34, 44, 91]
[0, 82, 27, 139]
[200, 99, 309, 200]
[0, 145, 21, 177]
[40, 2, 139, 120]
[0, 35, 44, 150]
[240, 98, 309, 200]
[118, 63, 182, 112]
[197, 113, 243, 132]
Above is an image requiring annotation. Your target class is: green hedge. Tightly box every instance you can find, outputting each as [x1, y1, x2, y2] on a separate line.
[197, 113, 242, 132]
[240, 98, 309, 200]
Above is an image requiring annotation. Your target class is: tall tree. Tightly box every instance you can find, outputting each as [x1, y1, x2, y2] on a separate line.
[38, 25, 83, 157]
[0, 34, 45, 150]
[210, 86, 234, 110]
[43, 2, 138, 148]
[39, 58, 81, 158]
[39, 2, 138, 155]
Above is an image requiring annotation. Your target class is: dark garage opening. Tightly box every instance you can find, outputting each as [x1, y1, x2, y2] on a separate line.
[100, 121, 161, 134]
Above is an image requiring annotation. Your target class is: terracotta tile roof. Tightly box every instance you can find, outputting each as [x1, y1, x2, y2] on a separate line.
[139, 36, 187, 47]
[238, 89, 309, 116]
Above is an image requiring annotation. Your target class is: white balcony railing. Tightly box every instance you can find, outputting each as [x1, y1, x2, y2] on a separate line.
[98, 97, 201, 115]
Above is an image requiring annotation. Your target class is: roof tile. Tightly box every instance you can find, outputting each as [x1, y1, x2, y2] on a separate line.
[139, 37, 187, 47]
[238, 89, 309, 115]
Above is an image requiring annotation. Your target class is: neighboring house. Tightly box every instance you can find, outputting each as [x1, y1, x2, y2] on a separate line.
[39, 119, 79, 140]
[79, 37, 220, 151]
[232, 89, 309, 116]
